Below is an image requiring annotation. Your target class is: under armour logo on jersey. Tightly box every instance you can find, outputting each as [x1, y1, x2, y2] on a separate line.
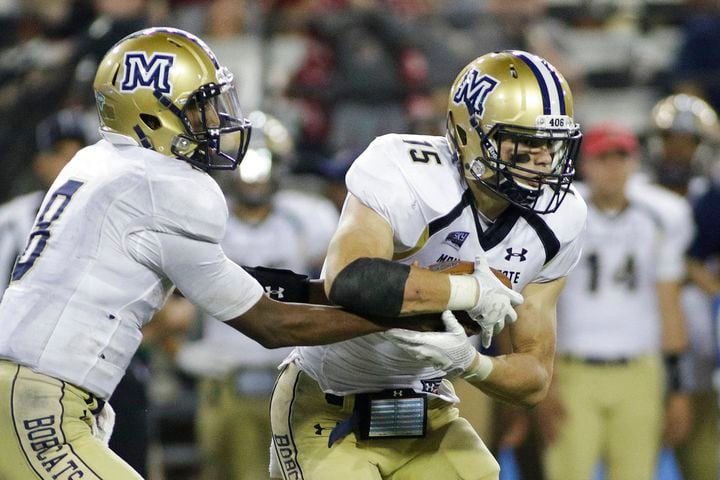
[121, 52, 175, 94]
[393, 390, 404, 397]
[264, 286, 285, 299]
[505, 248, 528, 262]
[452, 69, 499, 117]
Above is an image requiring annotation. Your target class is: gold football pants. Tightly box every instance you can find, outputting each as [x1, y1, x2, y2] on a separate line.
[0, 360, 141, 479]
[543, 354, 663, 480]
[269, 362, 500, 480]
[196, 369, 279, 480]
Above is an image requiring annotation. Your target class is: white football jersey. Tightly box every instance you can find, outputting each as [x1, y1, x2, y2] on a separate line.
[0, 191, 44, 296]
[0, 139, 264, 399]
[557, 181, 692, 358]
[293, 133, 587, 401]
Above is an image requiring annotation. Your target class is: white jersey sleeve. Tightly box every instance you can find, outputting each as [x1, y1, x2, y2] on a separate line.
[128, 158, 264, 319]
[346, 135, 427, 250]
[346, 134, 463, 251]
[126, 231, 263, 321]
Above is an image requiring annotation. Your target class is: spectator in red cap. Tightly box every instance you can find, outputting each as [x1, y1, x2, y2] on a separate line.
[582, 122, 640, 158]
[536, 122, 693, 480]
[576, 123, 641, 201]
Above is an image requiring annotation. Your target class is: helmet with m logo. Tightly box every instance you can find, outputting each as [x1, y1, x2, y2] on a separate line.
[93, 27, 251, 171]
[447, 50, 582, 214]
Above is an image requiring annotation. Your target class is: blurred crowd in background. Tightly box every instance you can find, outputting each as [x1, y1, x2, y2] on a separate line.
[2, 0, 720, 479]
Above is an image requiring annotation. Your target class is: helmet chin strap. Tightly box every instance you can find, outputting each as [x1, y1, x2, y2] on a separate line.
[496, 170, 540, 207]
[468, 155, 538, 209]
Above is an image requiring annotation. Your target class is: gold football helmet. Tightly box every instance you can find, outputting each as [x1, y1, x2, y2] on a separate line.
[447, 50, 582, 213]
[649, 93, 720, 191]
[229, 111, 294, 208]
[651, 93, 720, 142]
[93, 27, 251, 170]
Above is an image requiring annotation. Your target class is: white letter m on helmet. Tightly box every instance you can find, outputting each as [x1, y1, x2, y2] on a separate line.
[121, 52, 175, 94]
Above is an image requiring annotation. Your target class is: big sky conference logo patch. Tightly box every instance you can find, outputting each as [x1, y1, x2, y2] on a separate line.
[443, 231, 470, 250]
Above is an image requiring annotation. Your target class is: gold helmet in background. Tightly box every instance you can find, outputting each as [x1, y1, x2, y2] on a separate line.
[649, 93, 720, 191]
[447, 50, 582, 213]
[651, 93, 720, 143]
[228, 111, 294, 208]
[93, 27, 251, 171]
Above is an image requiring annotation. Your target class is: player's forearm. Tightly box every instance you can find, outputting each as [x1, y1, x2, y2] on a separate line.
[401, 265, 457, 314]
[657, 280, 688, 353]
[464, 352, 552, 407]
[327, 257, 454, 316]
[469, 278, 562, 406]
[227, 297, 385, 348]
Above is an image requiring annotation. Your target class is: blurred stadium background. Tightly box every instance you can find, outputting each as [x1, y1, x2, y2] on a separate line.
[0, 0, 718, 479]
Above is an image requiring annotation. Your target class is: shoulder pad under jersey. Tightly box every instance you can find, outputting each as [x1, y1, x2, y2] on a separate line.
[346, 134, 465, 249]
[148, 161, 228, 243]
[540, 184, 588, 245]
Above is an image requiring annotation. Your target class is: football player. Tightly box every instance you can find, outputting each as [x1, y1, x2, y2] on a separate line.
[652, 93, 720, 480]
[538, 123, 691, 480]
[648, 93, 720, 197]
[0, 28, 458, 479]
[270, 50, 587, 479]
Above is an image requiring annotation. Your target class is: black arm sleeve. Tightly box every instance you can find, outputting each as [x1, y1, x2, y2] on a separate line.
[328, 257, 410, 317]
[242, 266, 310, 303]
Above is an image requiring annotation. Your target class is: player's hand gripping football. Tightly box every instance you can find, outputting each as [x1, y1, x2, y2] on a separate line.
[386, 310, 477, 376]
[469, 255, 524, 348]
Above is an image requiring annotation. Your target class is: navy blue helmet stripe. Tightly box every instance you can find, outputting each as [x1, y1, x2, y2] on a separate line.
[516, 53, 551, 115]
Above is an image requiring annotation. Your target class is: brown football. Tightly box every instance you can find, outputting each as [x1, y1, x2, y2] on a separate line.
[428, 259, 511, 288]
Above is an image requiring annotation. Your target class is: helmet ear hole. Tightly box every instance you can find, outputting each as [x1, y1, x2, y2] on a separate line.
[111, 65, 120, 86]
[456, 125, 467, 146]
[140, 114, 162, 130]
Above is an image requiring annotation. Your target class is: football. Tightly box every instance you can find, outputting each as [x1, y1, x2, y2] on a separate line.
[428, 259, 512, 288]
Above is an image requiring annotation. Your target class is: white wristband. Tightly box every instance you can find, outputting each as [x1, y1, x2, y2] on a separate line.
[447, 275, 478, 310]
[462, 353, 493, 383]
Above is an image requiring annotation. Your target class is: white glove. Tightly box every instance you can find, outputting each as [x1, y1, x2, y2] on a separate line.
[469, 255, 524, 349]
[92, 402, 116, 446]
[385, 310, 477, 376]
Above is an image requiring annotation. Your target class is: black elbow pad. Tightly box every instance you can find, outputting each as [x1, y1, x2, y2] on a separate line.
[329, 258, 410, 317]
